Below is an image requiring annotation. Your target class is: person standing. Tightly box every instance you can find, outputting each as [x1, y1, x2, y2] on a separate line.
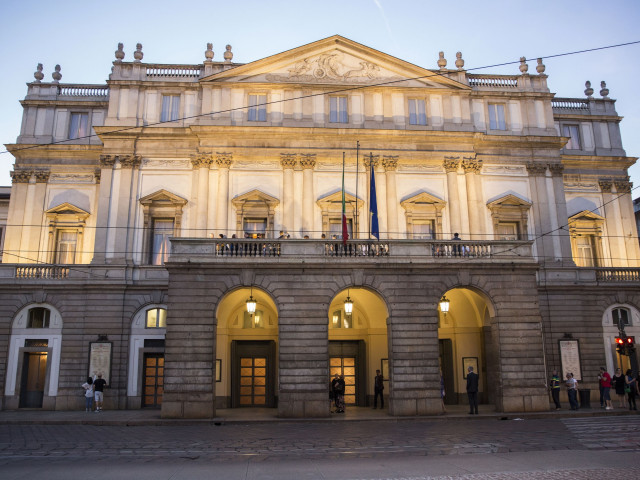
[93, 373, 107, 412]
[566, 373, 579, 410]
[373, 369, 384, 409]
[598, 367, 613, 410]
[331, 373, 345, 413]
[82, 377, 94, 412]
[612, 368, 626, 408]
[624, 369, 638, 411]
[466, 366, 479, 415]
[549, 370, 561, 410]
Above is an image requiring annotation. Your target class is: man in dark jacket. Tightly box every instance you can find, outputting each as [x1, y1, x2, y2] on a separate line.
[466, 366, 479, 415]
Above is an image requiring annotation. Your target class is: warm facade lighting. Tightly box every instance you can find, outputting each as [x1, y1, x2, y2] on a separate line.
[246, 287, 257, 315]
[439, 295, 450, 314]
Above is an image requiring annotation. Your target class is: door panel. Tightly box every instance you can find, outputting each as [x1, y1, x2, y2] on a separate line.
[20, 353, 47, 408]
[142, 353, 164, 407]
[329, 340, 366, 407]
[231, 341, 276, 407]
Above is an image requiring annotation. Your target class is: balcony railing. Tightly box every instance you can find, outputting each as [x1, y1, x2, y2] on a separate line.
[145, 65, 202, 79]
[468, 75, 519, 88]
[596, 268, 640, 282]
[57, 85, 109, 97]
[16, 265, 69, 279]
[552, 98, 589, 110]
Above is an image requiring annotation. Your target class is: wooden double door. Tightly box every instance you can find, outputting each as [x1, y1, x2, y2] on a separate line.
[231, 340, 276, 407]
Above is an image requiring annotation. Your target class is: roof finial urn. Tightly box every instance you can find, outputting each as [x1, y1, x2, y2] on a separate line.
[600, 81, 609, 98]
[224, 44, 233, 63]
[52, 64, 62, 83]
[519, 57, 528, 74]
[455, 52, 464, 70]
[437, 51, 447, 71]
[34, 63, 44, 83]
[115, 43, 125, 62]
[536, 58, 545, 74]
[584, 81, 594, 98]
[205, 43, 214, 62]
[134, 43, 144, 63]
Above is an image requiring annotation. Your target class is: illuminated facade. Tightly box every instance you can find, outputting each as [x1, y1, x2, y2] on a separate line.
[1, 36, 639, 417]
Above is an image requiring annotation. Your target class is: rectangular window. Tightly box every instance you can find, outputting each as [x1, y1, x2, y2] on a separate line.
[412, 220, 435, 239]
[56, 231, 77, 264]
[330, 96, 348, 123]
[488, 104, 506, 130]
[151, 219, 174, 265]
[408, 99, 427, 125]
[329, 218, 353, 239]
[244, 218, 267, 238]
[497, 222, 518, 241]
[68, 113, 89, 140]
[28, 308, 50, 328]
[562, 125, 581, 149]
[248, 94, 267, 122]
[146, 308, 167, 328]
[160, 95, 180, 122]
[243, 310, 264, 328]
[575, 235, 595, 267]
[612, 308, 630, 327]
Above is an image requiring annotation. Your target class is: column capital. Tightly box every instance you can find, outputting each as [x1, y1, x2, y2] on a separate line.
[299, 153, 316, 169]
[462, 156, 482, 174]
[614, 178, 632, 193]
[191, 152, 214, 168]
[363, 154, 379, 170]
[216, 152, 233, 168]
[280, 153, 298, 169]
[119, 155, 142, 169]
[526, 162, 547, 176]
[94, 168, 101, 184]
[34, 170, 50, 183]
[99, 154, 117, 167]
[443, 156, 460, 172]
[10, 168, 32, 183]
[548, 163, 564, 176]
[382, 155, 399, 171]
[598, 178, 613, 193]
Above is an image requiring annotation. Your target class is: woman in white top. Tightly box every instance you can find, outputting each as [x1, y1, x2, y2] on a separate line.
[82, 377, 94, 412]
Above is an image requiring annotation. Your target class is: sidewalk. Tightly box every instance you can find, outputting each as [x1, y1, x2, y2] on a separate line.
[0, 403, 637, 426]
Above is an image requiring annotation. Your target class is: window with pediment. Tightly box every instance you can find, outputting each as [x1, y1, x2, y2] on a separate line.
[400, 192, 445, 239]
[232, 190, 280, 239]
[45, 203, 90, 264]
[317, 191, 361, 238]
[140, 190, 187, 265]
[568, 210, 605, 267]
[487, 194, 532, 241]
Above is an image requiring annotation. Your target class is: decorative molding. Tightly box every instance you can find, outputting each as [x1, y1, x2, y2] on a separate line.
[443, 156, 460, 173]
[564, 181, 599, 192]
[99, 155, 116, 167]
[462, 156, 482, 174]
[142, 159, 191, 168]
[190, 152, 214, 168]
[548, 163, 564, 176]
[363, 155, 379, 169]
[280, 153, 298, 169]
[216, 152, 233, 167]
[94, 169, 101, 184]
[34, 170, 50, 183]
[598, 179, 613, 193]
[482, 165, 527, 176]
[234, 160, 280, 169]
[525, 163, 547, 176]
[614, 179, 632, 194]
[49, 174, 95, 184]
[299, 154, 317, 169]
[398, 164, 442, 173]
[382, 156, 399, 171]
[119, 155, 142, 169]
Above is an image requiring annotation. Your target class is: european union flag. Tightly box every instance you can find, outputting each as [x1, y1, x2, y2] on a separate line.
[369, 159, 379, 240]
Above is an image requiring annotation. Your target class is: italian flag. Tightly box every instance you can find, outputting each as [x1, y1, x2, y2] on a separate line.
[342, 153, 349, 246]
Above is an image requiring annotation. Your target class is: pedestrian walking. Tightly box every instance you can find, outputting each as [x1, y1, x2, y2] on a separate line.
[612, 368, 626, 408]
[598, 367, 613, 410]
[466, 366, 479, 415]
[373, 369, 384, 409]
[624, 369, 638, 410]
[82, 377, 94, 412]
[93, 373, 107, 412]
[549, 370, 561, 410]
[566, 373, 579, 410]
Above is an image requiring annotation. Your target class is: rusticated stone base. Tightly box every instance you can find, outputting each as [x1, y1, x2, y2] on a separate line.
[389, 393, 443, 416]
[278, 391, 330, 418]
[161, 394, 215, 419]
[501, 391, 549, 412]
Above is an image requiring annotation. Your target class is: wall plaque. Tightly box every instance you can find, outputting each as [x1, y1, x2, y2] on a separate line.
[559, 339, 582, 381]
[89, 342, 112, 385]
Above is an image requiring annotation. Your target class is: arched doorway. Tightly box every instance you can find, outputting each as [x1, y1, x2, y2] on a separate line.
[437, 288, 495, 407]
[216, 288, 279, 408]
[328, 288, 389, 408]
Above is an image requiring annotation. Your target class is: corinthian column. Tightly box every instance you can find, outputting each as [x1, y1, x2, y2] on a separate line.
[382, 156, 399, 239]
[191, 152, 214, 237]
[280, 154, 297, 234]
[614, 179, 640, 266]
[443, 157, 461, 237]
[462, 156, 482, 240]
[216, 153, 233, 236]
[299, 154, 316, 237]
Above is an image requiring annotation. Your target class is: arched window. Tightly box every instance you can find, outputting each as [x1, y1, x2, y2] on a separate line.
[28, 308, 51, 328]
[612, 308, 631, 328]
[145, 308, 167, 328]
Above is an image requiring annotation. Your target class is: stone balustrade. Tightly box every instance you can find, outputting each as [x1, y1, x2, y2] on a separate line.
[552, 98, 589, 110]
[595, 268, 640, 282]
[57, 85, 109, 97]
[145, 65, 202, 79]
[468, 75, 519, 88]
[15, 265, 69, 279]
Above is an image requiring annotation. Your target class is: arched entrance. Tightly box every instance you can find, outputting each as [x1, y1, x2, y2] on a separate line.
[328, 288, 389, 408]
[216, 288, 279, 408]
[437, 288, 495, 407]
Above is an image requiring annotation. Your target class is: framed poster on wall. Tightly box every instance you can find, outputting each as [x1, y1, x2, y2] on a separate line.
[381, 358, 389, 381]
[88, 342, 112, 386]
[559, 339, 582, 381]
[462, 357, 478, 379]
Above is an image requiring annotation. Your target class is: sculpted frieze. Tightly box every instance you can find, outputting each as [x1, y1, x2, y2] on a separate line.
[49, 174, 95, 184]
[142, 159, 191, 168]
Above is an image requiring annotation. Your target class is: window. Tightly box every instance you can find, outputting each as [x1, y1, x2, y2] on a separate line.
[496, 222, 518, 241]
[151, 219, 174, 265]
[408, 99, 427, 125]
[568, 210, 604, 268]
[243, 310, 264, 328]
[612, 308, 631, 328]
[28, 308, 51, 328]
[412, 220, 435, 239]
[146, 308, 167, 328]
[330, 96, 348, 123]
[562, 125, 581, 150]
[487, 194, 531, 241]
[244, 218, 267, 239]
[329, 218, 353, 239]
[55, 231, 77, 264]
[575, 235, 595, 267]
[488, 103, 506, 130]
[68, 113, 89, 140]
[400, 192, 446, 240]
[330, 309, 353, 329]
[160, 95, 180, 122]
[248, 94, 267, 122]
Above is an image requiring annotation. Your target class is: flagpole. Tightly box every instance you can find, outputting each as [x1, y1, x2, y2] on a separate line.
[368, 153, 372, 240]
[341, 152, 348, 246]
[355, 141, 359, 239]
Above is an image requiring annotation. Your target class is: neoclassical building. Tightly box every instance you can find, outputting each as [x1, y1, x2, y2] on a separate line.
[1, 36, 639, 418]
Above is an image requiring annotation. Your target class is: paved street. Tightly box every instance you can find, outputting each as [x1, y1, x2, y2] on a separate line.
[1, 414, 639, 479]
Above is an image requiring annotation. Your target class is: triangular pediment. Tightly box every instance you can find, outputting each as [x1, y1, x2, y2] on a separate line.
[202, 35, 469, 90]
[231, 189, 279, 207]
[45, 202, 90, 217]
[140, 189, 188, 207]
[401, 191, 446, 209]
[487, 194, 532, 210]
[317, 190, 363, 210]
[569, 210, 604, 222]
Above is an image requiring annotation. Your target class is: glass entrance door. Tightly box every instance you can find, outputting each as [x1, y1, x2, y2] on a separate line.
[329, 357, 356, 405]
[239, 357, 267, 406]
[142, 353, 164, 407]
[231, 340, 276, 407]
[19, 353, 47, 408]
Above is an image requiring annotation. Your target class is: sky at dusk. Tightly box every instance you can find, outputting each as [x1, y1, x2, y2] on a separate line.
[1, 0, 639, 196]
